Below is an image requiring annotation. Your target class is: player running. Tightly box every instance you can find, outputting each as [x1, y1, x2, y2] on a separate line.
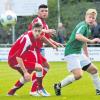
[54, 9, 100, 96]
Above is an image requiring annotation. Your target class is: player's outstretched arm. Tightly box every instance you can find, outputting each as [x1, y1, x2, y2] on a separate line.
[49, 39, 64, 47]
[76, 34, 100, 43]
[41, 36, 58, 50]
[42, 29, 56, 36]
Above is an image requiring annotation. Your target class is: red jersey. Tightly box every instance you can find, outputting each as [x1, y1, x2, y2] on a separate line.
[8, 31, 35, 58]
[28, 16, 50, 52]
[8, 31, 42, 70]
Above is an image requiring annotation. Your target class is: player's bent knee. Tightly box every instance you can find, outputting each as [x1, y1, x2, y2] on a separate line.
[74, 74, 83, 80]
[87, 65, 98, 74]
[72, 69, 83, 80]
[43, 62, 50, 69]
[46, 63, 50, 69]
[44, 65, 50, 69]
[35, 63, 43, 71]
[90, 68, 98, 74]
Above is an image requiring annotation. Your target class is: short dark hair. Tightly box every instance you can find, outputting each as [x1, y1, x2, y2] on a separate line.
[32, 23, 42, 29]
[38, 4, 48, 9]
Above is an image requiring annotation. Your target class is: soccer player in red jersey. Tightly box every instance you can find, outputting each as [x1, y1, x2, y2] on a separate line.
[7, 23, 57, 96]
[28, 4, 63, 96]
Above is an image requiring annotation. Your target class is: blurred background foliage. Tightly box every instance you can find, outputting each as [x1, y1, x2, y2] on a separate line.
[0, 0, 100, 43]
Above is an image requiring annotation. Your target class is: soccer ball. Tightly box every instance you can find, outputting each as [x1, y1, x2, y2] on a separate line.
[0, 10, 17, 27]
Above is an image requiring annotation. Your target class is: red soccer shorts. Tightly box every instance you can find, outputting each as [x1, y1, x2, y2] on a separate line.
[8, 51, 38, 72]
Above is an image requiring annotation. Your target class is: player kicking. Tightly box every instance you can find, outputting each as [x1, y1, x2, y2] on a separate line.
[54, 9, 100, 96]
[7, 23, 57, 96]
[28, 4, 63, 96]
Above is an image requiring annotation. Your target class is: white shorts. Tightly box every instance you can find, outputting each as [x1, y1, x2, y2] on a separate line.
[65, 54, 91, 72]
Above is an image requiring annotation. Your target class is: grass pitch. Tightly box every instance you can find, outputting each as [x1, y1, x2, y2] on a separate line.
[0, 62, 100, 100]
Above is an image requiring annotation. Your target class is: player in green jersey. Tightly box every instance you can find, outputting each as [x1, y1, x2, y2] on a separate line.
[54, 8, 100, 96]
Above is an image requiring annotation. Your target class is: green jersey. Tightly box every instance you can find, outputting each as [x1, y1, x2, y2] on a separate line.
[65, 21, 91, 56]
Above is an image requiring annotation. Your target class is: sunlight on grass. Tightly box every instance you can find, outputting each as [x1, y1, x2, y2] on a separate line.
[0, 62, 100, 100]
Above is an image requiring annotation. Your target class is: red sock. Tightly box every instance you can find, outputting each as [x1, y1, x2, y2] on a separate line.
[31, 69, 48, 92]
[36, 77, 43, 90]
[31, 73, 38, 92]
[42, 69, 47, 77]
[8, 80, 24, 95]
[15, 80, 24, 87]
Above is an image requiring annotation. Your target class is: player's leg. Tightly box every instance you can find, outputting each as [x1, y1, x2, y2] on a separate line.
[78, 54, 100, 95]
[41, 61, 50, 96]
[34, 63, 43, 89]
[7, 54, 35, 96]
[31, 62, 49, 92]
[54, 68, 83, 96]
[30, 67, 50, 95]
[30, 73, 38, 95]
[8, 62, 44, 96]
[54, 54, 83, 96]
[30, 68, 50, 96]
[7, 67, 27, 96]
[42, 58, 50, 78]
[86, 63, 100, 95]
[30, 54, 50, 96]
[7, 51, 38, 96]
[34, 63, 50, 96]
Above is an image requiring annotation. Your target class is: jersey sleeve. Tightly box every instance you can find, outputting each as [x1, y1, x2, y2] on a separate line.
[76, 25, 86, 35]
[45, 33, 51, 39]
[17, 35, 32, 57]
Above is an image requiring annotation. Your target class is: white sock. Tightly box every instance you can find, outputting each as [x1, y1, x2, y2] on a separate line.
[43, 67, 49, 72]
[13, 77, 27, 89]
[60, 74, 75, 87]
[36, 71, 42, 77]
[90, 73, 100, 90]
[20, 77, 27, 84]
